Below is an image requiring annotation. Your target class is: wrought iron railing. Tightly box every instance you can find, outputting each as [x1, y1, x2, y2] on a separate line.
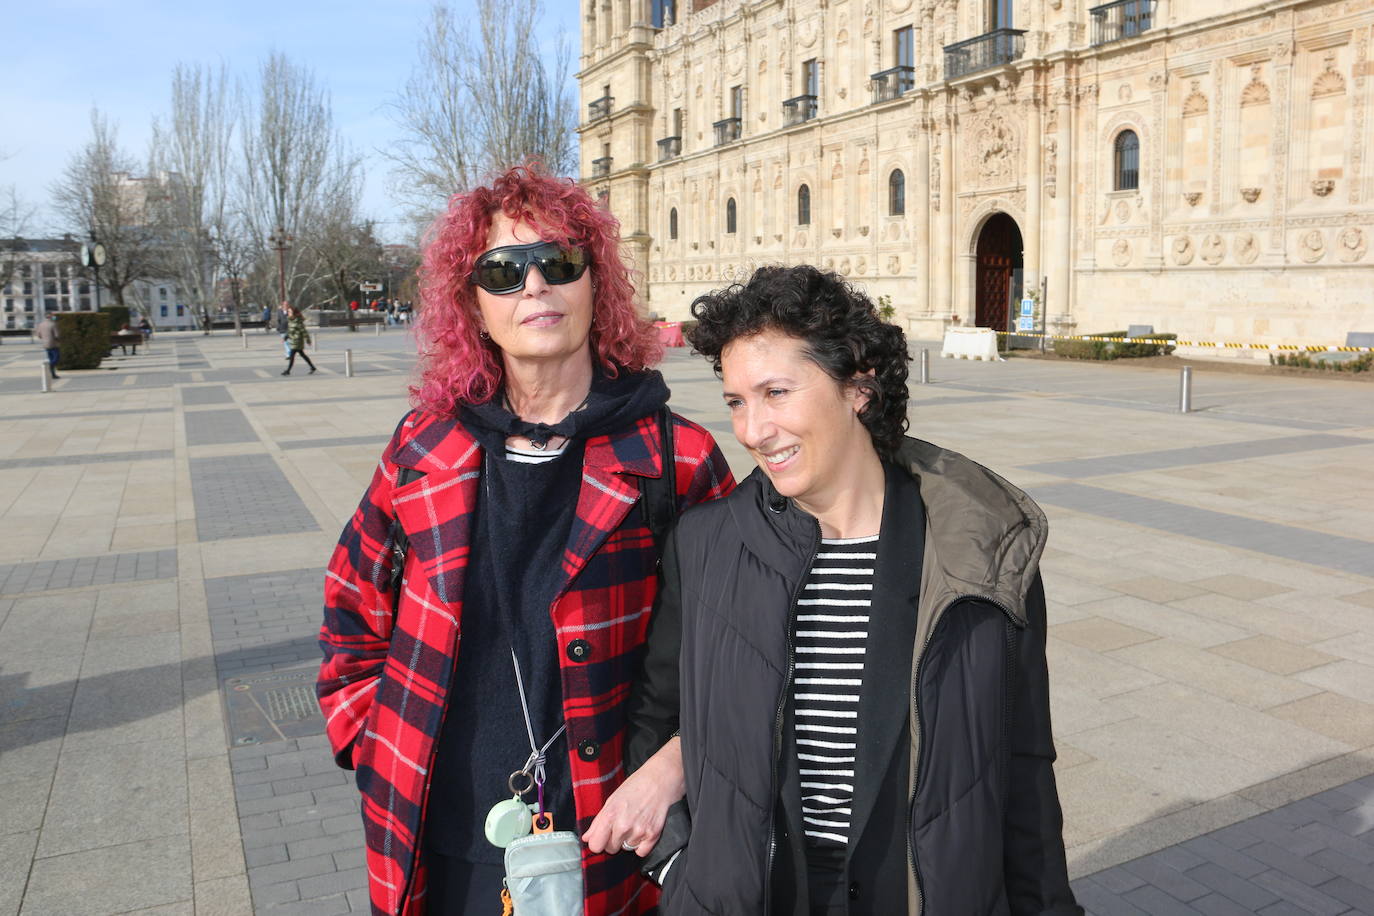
[943, 29, 1027, 81]
[871, 66, 916, 103]
[713, 117, 742, 145]
[1090, 0, 1155, 45]
[588, 96, 613, 121]
[591, 157, 612, 178]
[657, 136, 682, 161]
[782, 94, 818, 127]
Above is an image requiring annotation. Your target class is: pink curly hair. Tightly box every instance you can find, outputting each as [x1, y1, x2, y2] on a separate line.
[411, 164, 663, 415]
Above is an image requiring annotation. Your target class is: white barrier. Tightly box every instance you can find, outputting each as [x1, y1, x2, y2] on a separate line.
[941, 327, 999, 361]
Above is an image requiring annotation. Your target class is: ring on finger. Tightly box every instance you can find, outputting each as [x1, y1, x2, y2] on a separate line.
[622, 840, 639, 851]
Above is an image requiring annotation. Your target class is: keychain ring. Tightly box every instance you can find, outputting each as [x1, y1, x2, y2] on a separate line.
[508, 770, 535, 797]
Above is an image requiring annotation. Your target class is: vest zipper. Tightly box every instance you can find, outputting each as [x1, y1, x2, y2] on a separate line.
[763, 518, 820, 914]
[907, 593, 1021, 916]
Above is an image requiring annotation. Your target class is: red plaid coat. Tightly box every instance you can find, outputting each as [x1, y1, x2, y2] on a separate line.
[318, 408, 734, 916]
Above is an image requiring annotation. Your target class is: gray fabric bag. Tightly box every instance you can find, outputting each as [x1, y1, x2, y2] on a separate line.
[503, 829, 583, 915]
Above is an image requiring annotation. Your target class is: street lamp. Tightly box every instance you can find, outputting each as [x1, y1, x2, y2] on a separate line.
[268, 227, 293, 313]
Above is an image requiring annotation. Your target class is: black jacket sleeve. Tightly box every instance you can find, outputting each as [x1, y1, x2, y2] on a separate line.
[625, 529, 692, 885]
[1004, 573, 1084, 916]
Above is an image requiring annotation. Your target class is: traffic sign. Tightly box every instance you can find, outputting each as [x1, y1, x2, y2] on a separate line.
[359, 282, 383, 292]
[1017, 316, 1035, 332]
[1020, 298, 1035, 317]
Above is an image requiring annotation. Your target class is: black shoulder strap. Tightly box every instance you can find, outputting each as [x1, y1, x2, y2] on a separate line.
[387, 466, 423, 594]
[638, 406, 678, 556]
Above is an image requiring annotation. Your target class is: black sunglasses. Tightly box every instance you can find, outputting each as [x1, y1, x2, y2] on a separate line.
[469, 241, 590, 295]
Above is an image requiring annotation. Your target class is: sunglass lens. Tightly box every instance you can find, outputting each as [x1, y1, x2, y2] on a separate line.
[476, 257, 525, 292]
[539, 247, 587, 283]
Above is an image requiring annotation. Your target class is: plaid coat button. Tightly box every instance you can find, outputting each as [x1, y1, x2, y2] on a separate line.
[578, 738, 601, 760]
[567, 639, 591, 662]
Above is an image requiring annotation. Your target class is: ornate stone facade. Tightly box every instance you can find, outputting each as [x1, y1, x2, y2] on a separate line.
[580, 0, 1374, 348]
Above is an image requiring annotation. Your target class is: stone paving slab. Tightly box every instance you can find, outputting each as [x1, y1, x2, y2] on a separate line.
[190, 454, 320, 542]
[0, 548, 177, 595]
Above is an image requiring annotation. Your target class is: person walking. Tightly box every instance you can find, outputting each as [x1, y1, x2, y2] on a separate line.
[589, 265, 1080, 916]
[281, 306, 316, 375]
[316, 164, 734, 916]
[34, 315, 59, 379]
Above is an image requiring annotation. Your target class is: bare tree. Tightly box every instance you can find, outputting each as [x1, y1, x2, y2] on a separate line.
[0, 182, 37, 293]
[50, 111, 168, 311]
[238, 52, 363, 317]
[384, 0, 576, 224]
[151, 63, 237, 333]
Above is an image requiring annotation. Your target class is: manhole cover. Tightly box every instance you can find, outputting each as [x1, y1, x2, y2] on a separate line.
[223, 666, 324, 746]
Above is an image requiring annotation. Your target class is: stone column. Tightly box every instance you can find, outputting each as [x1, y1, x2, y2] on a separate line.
[1054, 84, 1075, 328]
[934, 107, 954, 317]
[914, 110, 932, 315]
[1024, 79, 1043, 301]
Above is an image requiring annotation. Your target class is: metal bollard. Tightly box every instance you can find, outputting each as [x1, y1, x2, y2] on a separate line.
[344, 348, 354, 378]
[919, 349, 930, 384]
[242, 335, 248, 350]
[374, 322, 381, 337]
[40, 362, 50, 393]
[1179, 366, 1193, 414]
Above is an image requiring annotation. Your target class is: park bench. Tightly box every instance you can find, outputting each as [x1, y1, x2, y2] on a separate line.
[111, 332, 145, 355]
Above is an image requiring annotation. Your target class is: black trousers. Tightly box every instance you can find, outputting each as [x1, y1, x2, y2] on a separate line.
[422, 848, 506, 914]
[285, 348, 315, 371]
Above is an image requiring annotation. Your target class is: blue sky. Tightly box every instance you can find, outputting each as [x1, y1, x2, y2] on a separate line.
[1, 0, 582, 242]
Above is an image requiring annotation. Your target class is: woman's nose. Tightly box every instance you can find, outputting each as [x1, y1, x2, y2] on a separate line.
[522, 263, 551, 295]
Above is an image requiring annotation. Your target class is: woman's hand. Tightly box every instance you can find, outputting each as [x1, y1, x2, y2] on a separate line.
[583, 737, 684, 857]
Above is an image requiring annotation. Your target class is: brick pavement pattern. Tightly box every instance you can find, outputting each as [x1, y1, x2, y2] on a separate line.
[191, 454, 320, 542]
[1, 329, 1373, 915]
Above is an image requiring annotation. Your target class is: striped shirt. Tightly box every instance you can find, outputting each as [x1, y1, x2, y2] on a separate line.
[505, 443, 566, 465]
[793, 534, 877, 851]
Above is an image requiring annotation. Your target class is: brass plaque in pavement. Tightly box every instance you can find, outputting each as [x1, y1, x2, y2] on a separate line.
[223, 666, 324, 746]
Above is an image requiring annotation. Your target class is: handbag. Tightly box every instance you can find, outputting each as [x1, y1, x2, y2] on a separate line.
[501, 817, 584, 916]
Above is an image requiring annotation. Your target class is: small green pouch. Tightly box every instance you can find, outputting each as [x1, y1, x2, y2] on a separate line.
[502, 822, 583, 916]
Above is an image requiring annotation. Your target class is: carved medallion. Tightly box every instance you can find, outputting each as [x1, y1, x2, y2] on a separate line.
[1116, 200, 1131, 223]
[1234, 232, 1259, 264]
[887, 255, 901, 274]
[840, 258, 851, 276]
[1118, 84, 1133, 103]
[1240, 187, 1261, 203]
[1298, 230, 1325, 263]
[855, 257, 867, 275]
[1312, 179, 1335, 197]
[1172, 236, 1195, 266]
[1112, 239, 1132, 267]
[1200, 234, 1226, 265]
[1184, 192, 1202, 207]
[1337, 227, 1367, 262]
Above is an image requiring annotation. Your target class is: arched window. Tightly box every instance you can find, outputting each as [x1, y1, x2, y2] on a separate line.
[669, 207, 678, 240]
[797, 184, 811, 225]
[725, 198, 737, 234]
[1114, 130, 1139, 191]
[888, 169, 906, 216]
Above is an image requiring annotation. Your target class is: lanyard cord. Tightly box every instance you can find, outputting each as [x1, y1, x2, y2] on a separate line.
[511, 647, 566, 795]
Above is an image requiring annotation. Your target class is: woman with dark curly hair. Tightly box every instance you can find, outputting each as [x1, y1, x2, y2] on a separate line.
[590, 265, 1080, 915]
[316, 164, 734, 915]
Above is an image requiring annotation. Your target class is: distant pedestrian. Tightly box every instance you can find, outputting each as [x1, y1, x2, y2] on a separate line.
[281, 306, 317, 375]
[262, 304, 272, 332]
[138, 317, 152, 341]
[35, 315, 59, 379]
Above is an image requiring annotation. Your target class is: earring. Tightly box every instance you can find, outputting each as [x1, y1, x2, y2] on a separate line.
[479, 329, 490, 340]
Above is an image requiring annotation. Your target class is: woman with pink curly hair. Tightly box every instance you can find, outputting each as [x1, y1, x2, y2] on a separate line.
[318, 164, 734, 915]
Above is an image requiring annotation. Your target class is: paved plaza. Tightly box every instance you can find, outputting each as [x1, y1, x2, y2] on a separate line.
[1, 327, 1372, 915]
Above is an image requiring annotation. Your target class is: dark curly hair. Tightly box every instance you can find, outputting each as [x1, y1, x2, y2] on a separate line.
[687, 265, 910, 458]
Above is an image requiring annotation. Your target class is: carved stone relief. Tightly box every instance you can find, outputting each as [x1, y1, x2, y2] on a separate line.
[1200, 234, 1226, 265]
[887, 255, 901, 274]
[1312, 54, 1347, 98]
[1240, 64, 1271, 107]
[1044, 139, 1057, 198]
[1172, 236, 1195, 265]
[1298, 230, 1326, 263]
[1234, 232, 1259, 264]
[1182, 81, 1209, 116]
[972, 110, 1018, 187]
[1115, 200, 1131, 224]
[1312, 179, 1335, 197]
[1337, 227, 1367, 262]
[1112, 239, 1132, 267]
[1184, 192, 1202, 207]
[1240, 187, 1261, 203]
